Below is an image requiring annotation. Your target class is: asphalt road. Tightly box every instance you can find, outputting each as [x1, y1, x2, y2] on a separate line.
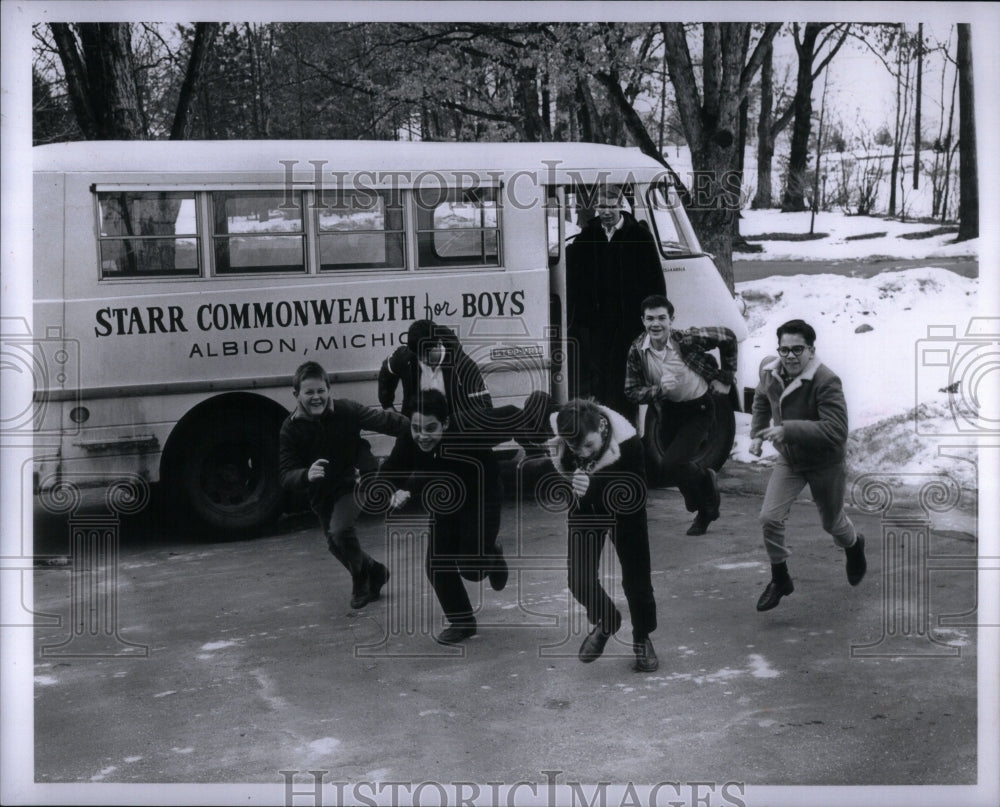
[733, 255, 978, 283]
[27, 462, 979, 795]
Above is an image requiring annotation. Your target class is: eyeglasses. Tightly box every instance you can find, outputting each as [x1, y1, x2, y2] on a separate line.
[777, 345, 809, 357]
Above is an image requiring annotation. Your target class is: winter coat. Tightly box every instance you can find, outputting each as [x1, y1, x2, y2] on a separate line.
[566, 211, 665, 335]
[279, 400, 409, 521]
[377, 325, 491, 417]
[750, 355, 849, 471]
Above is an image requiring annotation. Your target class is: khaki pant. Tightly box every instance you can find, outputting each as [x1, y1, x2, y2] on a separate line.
[759, 457, 856, 564]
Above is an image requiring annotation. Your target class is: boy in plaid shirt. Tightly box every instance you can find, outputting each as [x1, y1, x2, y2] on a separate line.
[625, 295, 738, 536]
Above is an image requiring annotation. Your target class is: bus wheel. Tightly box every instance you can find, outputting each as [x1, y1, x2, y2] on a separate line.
[642, 393, 736, 485]
[180, 409, 283, 534]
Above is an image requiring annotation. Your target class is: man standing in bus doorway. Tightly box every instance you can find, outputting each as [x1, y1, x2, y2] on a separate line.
[280, 361, 411, 611]
[749, 319, 866, 612]
[625, 295, 737, 536]
[566, 185, 665, 423]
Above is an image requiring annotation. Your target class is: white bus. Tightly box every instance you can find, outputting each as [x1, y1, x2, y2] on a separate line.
[32, 140, 748, 533]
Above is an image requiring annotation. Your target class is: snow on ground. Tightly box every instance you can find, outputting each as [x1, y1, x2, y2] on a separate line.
[729, 210, 987, 498]
[736, 208, 978, 262]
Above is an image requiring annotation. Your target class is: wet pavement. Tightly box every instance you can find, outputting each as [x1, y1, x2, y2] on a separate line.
[25, 461, 982, 796]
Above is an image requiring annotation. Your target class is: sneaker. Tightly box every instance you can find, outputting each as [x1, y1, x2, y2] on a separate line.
[845, 534, 867, 586]
[435, 624, 477, 645]
[369, 562, 390, 601]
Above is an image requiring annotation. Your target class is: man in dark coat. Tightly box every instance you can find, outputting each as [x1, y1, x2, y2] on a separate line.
[566, 186, 666, 422]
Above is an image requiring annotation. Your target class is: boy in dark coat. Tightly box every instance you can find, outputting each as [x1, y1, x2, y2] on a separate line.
[546, 398, 659, 673]
[377, 319, 491, 418]
[377, 389, 551, 645]
[279, 361, 409, 610]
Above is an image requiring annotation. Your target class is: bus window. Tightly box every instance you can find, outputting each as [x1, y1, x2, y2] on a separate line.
[97, 191, 199, 278]
[212, 191, 306, 274]
[415, 187, 500, 268]
[647, 181, 690, 255]
[318, 189, 405, 271]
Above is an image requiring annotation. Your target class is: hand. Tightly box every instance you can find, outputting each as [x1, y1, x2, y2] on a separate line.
[307, 459, 329, 482]
[748, 438, 763, 457]
[710, 379, 730, 394]
[571, 468, 590, 498]
[759, 426, 785, 444]
[390, 489, 411, 510]
[658, 371, 676, 393]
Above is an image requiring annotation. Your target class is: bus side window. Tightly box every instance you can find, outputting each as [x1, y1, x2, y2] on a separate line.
[97, 191, 199, 278]
[414, 187, 500, 269]
[212, 191, 306, 274]
[646, 181, 690, 255]
[318, 189, 405, 272]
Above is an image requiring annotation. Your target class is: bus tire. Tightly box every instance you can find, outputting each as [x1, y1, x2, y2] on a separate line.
[178, 408, 283, 534]
[642, 392, 736, 485]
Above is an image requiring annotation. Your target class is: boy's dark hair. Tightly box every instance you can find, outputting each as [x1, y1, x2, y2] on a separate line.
[641, 294, 674, 318]
[292, 361, 328, 393]
[412, 388, 450, 424]
[406, 319, 443, 361]
[555, 399, 602, 447]
[776, 319, 816, 346]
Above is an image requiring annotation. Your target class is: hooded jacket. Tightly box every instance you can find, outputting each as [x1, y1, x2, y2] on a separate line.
[547, 405, 647, 514]
[750, 354, 848, 471]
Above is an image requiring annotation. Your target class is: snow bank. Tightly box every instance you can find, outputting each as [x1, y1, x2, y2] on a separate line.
[732, 266, 983, 493]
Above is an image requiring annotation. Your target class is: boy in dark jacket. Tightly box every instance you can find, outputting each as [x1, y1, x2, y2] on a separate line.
[377, 319, 492, 418]
[279, 361, 409, 610]
[377, 389, 550, 645]
[546, 398, 659, 673]
[749, 319, 866, 612]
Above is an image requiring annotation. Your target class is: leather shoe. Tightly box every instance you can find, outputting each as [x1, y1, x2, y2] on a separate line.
[845, 534, 867, 586]
[368, 562, 390, 601]
[756, 577, 794, 611]
[578, 622, 616, 663]
[349, 584, 371, 610]
[686, 512, 713, 536]
[435, 624, 477, 645]
[631, 638, 659, 673]
[487, 547, 509, 592]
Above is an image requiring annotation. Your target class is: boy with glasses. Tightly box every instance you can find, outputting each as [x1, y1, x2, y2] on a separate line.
[749, 319, 866, 611]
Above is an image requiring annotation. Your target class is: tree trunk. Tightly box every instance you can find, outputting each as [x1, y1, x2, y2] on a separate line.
[170, 23, 219, 140]
[752, 40, 774, 209]
[781, 24, 823, 212]
[956, 24, 978, 240]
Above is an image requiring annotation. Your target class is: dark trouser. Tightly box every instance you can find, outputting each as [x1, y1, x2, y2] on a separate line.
[567, 508, 657, 642]
[323, 492, 379, 595]
[655, 393, 716, 513]
[426, 504, 503, 626]
[570, 325, 636, 423]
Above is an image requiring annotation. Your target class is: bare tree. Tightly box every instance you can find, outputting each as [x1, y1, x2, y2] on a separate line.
[780, 23, 851, 212]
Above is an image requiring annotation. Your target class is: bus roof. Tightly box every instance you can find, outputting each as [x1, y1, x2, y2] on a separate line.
[33, 139, 673, 177]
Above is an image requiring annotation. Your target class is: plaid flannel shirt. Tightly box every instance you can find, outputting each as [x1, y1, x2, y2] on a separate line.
[625, 326, 738, 405]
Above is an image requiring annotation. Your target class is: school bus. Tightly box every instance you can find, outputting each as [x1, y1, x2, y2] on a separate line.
[32, 140, 748, 533]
